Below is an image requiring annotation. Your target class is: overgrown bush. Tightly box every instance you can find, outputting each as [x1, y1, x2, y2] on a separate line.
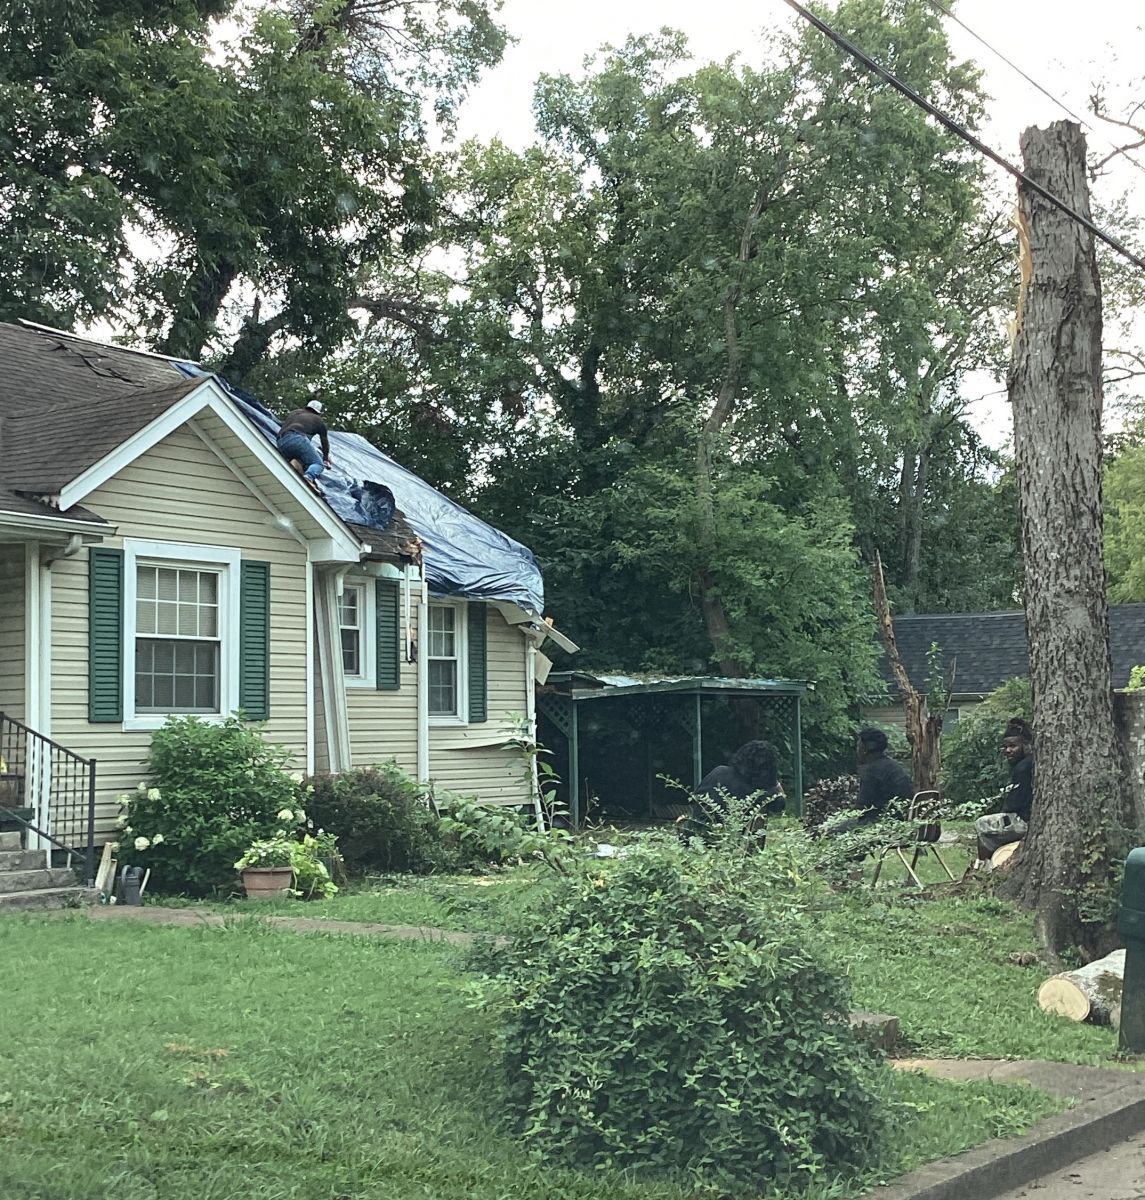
[117, 715, 301, 896]
[304, 763, 454, 874]
[941, 678, 1032, 807]
[471, 835, 889, 1190]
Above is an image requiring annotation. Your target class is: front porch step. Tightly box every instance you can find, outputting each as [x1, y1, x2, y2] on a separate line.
[0, 887, 97, 912]
[0, 831, 23, 851]
[0, 867, 79, 894]
[0, 849, 48, 872]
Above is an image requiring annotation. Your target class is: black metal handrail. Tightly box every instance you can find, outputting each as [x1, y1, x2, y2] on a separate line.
[0, 711, 96, 885]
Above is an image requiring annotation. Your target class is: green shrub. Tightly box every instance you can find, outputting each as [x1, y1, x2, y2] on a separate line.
[117, 715, 301, 896]
[472, 836, 889, 1190]
[941, 678, 1032, 807]
[304, 763, 454, 874]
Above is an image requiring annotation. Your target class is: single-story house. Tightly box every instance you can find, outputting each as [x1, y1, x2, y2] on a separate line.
[0, 321, 573, 860]
[863, 606, 1145, 730]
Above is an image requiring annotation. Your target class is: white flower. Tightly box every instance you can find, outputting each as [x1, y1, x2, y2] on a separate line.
[137, 782, 147, 793]
[115, 814, 129, 829]
[134, 836, 150, 852]
[147, 788, 161, 801]
[289, 771, 304, 783]
[151, 833, 165, 846]
[276, 808, 295, 823]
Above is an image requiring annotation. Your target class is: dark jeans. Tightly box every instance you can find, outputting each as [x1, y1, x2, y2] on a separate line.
[277, 431, 323, 480]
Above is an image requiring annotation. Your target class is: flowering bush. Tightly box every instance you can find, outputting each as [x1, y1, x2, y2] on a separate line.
[289, 833, 339, 900]
[115, 715, 307, 896]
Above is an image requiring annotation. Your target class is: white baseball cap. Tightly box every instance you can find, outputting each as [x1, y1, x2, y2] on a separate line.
[306, 400, 324, 414]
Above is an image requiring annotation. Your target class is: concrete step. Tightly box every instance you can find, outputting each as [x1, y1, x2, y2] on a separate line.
[0, 867, 79, 894]
[0, 887, 97, 912]
[0, 831, 22, 851]
[0, 849, 48, 872]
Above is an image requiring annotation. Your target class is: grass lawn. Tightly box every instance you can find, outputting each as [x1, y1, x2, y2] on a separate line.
[0, 914, 1062, 1200]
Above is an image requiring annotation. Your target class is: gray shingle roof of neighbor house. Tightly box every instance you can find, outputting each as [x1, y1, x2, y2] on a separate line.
[878, 606, 1145, 695]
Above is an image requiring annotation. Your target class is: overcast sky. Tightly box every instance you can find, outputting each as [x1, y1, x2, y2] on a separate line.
[451, 0, 1145, 449]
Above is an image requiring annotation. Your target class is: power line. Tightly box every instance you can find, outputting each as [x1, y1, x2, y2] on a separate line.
[921, 0, 1145, 181]
[780, 0, 1145, 274]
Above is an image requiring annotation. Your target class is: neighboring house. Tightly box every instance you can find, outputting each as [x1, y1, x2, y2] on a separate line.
[864, 606, 1145, 730]
[0, 322, 571, 856]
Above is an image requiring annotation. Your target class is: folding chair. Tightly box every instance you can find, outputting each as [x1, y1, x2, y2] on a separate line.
[870, 790, 958, 889]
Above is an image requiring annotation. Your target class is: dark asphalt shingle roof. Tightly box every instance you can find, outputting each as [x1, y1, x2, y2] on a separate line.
[0, 486, 110, 526]
[880, 606, 1145, 694]
[0, 322, 196, 495]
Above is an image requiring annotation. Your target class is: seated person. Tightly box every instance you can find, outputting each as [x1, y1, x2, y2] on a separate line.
[679, 740, 786, 836]
[829, 728, 913, 833]
[974, 717, 1034, 864]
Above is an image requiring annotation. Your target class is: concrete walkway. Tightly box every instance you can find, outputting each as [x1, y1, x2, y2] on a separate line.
[79, 903, 481, 945]
[990, 1131, 1145, 1200]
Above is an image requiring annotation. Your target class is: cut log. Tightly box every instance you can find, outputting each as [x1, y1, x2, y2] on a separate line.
[1037, 949, 1125, 1024]
[991, 842, 1020, 870]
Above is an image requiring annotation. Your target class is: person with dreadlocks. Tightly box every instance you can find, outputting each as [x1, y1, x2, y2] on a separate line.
[974, 716, 1034, 864]
[677, 740, 786, 839]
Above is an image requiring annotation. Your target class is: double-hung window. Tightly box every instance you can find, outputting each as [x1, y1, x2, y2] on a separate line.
[135, 564, 221, 713]
[121, 540, 242, 729]
[427, 601, 466, 720]
[338, 580, 374, 686]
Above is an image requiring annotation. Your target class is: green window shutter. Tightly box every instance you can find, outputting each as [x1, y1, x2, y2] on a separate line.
[239, 561, 271, 720]
[88, 547, 124, 722]
[375, 579, 400, 691]
[467, 602, 488, 724]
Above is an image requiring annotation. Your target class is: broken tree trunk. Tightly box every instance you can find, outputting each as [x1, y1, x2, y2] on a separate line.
[871, 552, 943, 790]
[1037, 949, 1125, 1025]
[1003, 121, 1133, 954]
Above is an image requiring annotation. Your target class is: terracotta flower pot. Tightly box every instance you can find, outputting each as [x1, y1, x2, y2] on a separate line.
[241, 866, 294, 899]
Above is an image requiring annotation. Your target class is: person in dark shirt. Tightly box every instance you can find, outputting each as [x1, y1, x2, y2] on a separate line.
[679, 740, 786, 838]
[277, 399, 332, 486]
[974, 717, 1034, 862]
[854, 727, 914, 825]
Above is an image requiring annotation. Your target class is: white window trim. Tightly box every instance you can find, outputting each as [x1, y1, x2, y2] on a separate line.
[341, 579, 377, 689]
[122, 539, 242, 732]
[428, 598, 468, 726]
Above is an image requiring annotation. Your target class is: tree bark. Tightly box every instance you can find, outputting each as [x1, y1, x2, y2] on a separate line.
[1002, 121, 1132, 953]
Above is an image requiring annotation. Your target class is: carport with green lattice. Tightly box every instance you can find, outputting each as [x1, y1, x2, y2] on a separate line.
[537, 673, 809, 826]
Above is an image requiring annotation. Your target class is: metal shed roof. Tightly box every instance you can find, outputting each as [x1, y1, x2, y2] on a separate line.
[546, 671, 812, 700]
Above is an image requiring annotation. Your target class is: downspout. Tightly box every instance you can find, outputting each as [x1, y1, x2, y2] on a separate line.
[525, 631, 544, 830]
[416, 563, 429, 784]
[315, 564, 353, 771]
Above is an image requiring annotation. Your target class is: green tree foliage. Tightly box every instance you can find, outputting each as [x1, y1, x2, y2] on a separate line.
[1104, 429, 1145, 601]
[940, 677, 1032, 807]
[0, 0, 506, 371]
[472, 835, 889, 1189]
[323, 0, 1018, 754]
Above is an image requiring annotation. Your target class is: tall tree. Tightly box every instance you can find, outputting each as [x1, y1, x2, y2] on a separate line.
[0, 0, 505, 371]
[1003, 121, 1134, 956]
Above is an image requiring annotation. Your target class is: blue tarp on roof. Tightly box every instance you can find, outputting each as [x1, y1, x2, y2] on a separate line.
[175, 365, 544, 612]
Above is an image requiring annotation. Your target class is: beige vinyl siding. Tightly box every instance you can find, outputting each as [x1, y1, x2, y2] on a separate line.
[429, 606, 530, 806]
[49, 425, 310, 841]
[0, 544, 25, 721]
[859, 696, 984, 736]
[345, 595, 418, 775]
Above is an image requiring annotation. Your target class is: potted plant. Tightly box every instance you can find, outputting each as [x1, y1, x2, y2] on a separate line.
[235, 835, 296, 899]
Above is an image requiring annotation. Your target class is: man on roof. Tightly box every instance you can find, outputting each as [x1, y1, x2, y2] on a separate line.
[276, 399, 332, 490]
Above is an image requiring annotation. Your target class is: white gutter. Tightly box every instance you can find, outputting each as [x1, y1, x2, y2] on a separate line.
[416, 563, 429, 784]
[0, 511, 114, 539]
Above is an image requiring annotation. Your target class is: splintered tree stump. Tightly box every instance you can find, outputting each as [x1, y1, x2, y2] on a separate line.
[991, 842, 1020, 871]
[1037, 949, 1125, 1025]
